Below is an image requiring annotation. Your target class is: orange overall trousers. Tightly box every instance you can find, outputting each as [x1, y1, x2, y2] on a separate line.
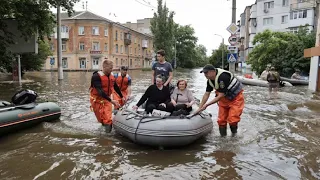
[113, 89, 127, 110]
[90, 95, 113, 125]
[216, 90, 244, 127]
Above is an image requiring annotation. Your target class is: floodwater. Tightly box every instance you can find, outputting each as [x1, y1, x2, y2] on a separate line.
[0, 69, 319, 180]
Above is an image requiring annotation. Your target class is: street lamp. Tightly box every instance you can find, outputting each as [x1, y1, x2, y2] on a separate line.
[214, 34, 224, 69]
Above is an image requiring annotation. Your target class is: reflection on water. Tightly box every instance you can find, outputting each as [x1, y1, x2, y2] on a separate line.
[0, 69, 320, 179]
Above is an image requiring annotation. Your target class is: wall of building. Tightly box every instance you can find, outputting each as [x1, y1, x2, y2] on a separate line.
[44, 19, 153, 71]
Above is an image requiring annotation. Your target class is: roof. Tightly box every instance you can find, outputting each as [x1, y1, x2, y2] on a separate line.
[58, 11, 112, 23]
[55, 11, 153, 38]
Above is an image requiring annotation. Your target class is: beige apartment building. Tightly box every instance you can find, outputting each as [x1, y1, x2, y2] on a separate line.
[44, 11, 154, 71]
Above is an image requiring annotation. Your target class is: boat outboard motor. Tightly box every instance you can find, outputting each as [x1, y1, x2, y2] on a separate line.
[11, 89, 38, 105]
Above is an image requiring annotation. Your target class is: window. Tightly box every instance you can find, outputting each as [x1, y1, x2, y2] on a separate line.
[125, 46, 129, 54]
[130, 47, 132, 54]
[115, 31, 118, 41]
[289, 27, 299, 33]
[263, 17, 273, 25]
[130, 59, 132, 66]
[92, 27, 99, 35]
[282, 0, 288, 6]
[116, 58, 118, 66]
[134, 37, 137, 44]
[264, 1, 274, 9]
[104, 43, 108, 51]
[120, 32, 123, 40]
[62, 58, 68, 68]
[92, 58, 99, 68]
[92, 42, 100, 51]
[79, 42, 85, 51]
[79, 58, 86, 69]
[50, 43, 54, 51]
[61, 26, 69, 33]
[281, 15, 288, 24]
[135, 48, 136, 54]
[120, 45, 123, 53]
[78, 26, 85, 35]
[62, 41, 66, 51]
[138, 45, 140, 55]
[290, 10, 307, 20]
[115, 44, 119, 53]
[104, 28, 108, 36]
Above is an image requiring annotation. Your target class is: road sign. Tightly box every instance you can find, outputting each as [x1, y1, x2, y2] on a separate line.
[50, 57, 55, 65]
[226, 23, 240, 34]
[227, 53, 237, 63]
[227, 46, 238, 51]
[228, 35, 238, 45]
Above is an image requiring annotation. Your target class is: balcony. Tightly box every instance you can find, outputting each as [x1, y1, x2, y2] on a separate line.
[54, 32, 69, 39]
[290, 1, 316, 11]
[142, 40, 148, 49]
[90, 50, 102, 54]
[124, 33, 131, 46]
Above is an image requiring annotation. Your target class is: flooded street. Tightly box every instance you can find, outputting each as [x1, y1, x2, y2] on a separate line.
[0, 69, 320, 180]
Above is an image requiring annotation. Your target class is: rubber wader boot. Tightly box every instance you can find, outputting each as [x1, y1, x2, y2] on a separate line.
[219, 126, 227, 137]
[104, 124, 112, 133]
[230, 125, 238, 137]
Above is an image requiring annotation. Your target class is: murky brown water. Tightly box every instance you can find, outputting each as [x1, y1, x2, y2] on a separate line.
[0, 69, 320, 180]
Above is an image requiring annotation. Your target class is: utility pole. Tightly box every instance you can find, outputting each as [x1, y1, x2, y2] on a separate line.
[221, 38, 224, 69]
[57, 4, 63, 80]
[229, 0, 237, 73]
[316, 1, 320, 46]
[174, 39, 177, 69]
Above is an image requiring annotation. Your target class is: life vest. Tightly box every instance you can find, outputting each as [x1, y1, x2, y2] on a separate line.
[90, 71, 115, 97]
[208, 68, 243, 100]
[114, 72, 130, 91]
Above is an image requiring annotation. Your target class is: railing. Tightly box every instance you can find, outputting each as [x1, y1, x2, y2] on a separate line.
[290, 1, 316, 11]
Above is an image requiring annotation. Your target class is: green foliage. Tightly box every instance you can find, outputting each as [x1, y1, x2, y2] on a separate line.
[21, 41, 52, 71]
[175, 25, 198, 68]
[208, 44, 228, 68]
[151, 0, 209, 68]
[248, 26, 315, 77]
[194, 44, 209, 67]
[150, 0, 175, 59]
[0, 0, 79, 71]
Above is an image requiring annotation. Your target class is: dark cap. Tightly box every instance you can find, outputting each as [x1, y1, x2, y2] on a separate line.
[120, 66, 128, 70]
[200, 64, 216, 73]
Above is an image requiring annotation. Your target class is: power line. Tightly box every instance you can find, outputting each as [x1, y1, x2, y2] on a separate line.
[134, 0, 155, 9]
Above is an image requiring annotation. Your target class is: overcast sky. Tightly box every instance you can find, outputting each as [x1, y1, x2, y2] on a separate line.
[64, 0, 256, 55]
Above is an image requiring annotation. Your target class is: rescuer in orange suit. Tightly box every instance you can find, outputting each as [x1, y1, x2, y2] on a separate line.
[193, 64, 245, 137]
[90, 59, 125, 133]
[113, 66, 132, 110]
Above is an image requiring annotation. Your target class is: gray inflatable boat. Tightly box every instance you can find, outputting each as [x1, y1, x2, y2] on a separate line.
[112, 95, 213, 147]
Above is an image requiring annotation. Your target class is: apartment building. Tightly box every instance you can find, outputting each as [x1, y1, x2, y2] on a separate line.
[123, 18, 152, 36]
[44, 11, 154, 71]
[239, 0, 316, 64]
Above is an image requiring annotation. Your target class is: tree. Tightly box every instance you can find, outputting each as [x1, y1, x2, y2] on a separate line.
[194, 44, 209, 67]
[175, 25, 198, 68]
[208, 44, 228, 68]
[248, 27, 315, 77]
[21, 41, 52, 71]
[150, 0, 175, 60]
[0, 0, 79, 72]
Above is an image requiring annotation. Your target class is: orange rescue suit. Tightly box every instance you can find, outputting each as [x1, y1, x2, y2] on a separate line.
[90, 71, 115, 125]
[113, 73, 131, 109]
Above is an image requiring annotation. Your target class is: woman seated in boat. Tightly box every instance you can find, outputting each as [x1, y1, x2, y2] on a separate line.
[170, 79, 195, 115]
[132, 75, 174, 114]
